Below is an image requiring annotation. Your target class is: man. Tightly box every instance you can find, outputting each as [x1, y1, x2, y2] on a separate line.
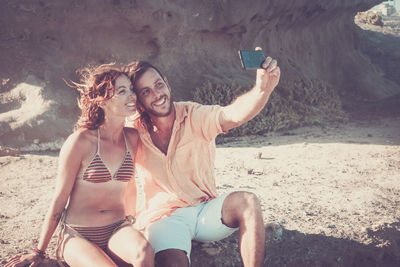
[127, 48, 280, 267]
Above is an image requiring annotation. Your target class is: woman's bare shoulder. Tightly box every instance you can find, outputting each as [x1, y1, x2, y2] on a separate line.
[61, 128, 98, 156]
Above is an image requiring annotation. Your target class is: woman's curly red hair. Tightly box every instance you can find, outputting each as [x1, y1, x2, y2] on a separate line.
[70, 63, 126, 130]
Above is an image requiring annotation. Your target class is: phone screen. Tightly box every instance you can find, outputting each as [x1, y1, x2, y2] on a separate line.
[238, 50, 265, 69]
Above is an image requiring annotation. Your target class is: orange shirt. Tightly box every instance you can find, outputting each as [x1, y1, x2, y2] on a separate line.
[125, 102, 224, 230]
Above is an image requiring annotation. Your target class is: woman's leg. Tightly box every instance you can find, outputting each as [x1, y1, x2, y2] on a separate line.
[62, 234, 117, 267]
[108, 225, 154, 267]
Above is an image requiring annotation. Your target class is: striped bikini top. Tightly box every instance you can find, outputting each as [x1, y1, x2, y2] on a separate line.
[82, 129, 135, 183]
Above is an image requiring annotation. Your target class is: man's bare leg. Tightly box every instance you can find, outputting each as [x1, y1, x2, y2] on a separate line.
[155, 249, 189, 267]
[221, 191, 265, 267]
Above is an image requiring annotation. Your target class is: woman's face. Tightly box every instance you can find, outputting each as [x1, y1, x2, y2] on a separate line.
[102, 74, 137, 117]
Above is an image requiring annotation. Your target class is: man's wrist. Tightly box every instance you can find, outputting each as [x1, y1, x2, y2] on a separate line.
[254, 83, 272, 97]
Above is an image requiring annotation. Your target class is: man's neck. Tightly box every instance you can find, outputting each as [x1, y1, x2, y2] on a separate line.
[148, 104, 176, 133]
[146, 104, 176, 155]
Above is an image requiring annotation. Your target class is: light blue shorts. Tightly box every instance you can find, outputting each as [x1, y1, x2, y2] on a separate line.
[146, 193, 238, 258]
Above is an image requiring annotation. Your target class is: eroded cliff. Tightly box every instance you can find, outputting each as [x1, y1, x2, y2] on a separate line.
[0, 0, 398, 149]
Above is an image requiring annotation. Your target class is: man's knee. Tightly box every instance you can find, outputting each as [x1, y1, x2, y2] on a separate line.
[155, 249, 189, 267]
[229, 191, 261, 211]
[223, 191, 262, 226]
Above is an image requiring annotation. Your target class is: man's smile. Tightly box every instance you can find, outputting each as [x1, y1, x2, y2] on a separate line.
[152, 95, 167, 107]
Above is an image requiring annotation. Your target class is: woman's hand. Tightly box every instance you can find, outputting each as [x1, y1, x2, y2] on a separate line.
[5, 250, 44, 267]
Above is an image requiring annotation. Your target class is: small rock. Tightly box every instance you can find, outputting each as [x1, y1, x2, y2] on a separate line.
[254, 152, 262, 159]
[265, 223, 283, 242]
[201, 247, 221, 256]
[201, 242, 221, 256]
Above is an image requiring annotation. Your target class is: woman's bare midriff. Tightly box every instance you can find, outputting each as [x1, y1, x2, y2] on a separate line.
[64, 179, 129, 226]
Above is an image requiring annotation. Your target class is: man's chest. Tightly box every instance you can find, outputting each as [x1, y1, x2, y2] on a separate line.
[149, 130, 171, 155]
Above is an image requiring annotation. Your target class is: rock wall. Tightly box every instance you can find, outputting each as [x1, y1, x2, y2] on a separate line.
[0, 0, 398, 149]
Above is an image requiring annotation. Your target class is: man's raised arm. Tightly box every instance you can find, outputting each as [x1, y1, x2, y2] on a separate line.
[219, 48, 281, 132]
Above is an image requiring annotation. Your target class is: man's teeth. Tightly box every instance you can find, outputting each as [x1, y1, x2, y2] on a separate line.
[154, 96, 166, 106]
[126, 103, 135, 107]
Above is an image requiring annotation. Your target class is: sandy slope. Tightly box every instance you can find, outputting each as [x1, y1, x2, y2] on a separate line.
[1, 116, 399, 266]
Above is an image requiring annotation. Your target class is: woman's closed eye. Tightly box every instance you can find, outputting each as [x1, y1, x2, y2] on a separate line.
[118, 89, 127, 95]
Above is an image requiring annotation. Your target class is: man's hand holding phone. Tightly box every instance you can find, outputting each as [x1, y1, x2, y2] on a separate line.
[239, 47, 280, 95]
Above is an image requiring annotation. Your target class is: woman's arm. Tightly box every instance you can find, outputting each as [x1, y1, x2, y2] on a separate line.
[36, 132, 85, 252]
[6, 132, 87, 267]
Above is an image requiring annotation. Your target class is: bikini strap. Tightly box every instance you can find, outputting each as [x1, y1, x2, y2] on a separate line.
[122, 129, 129, 153]
[97, 128, 101, 154]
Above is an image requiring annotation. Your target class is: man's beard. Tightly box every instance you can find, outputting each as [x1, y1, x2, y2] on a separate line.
[140, 95, 173, 118]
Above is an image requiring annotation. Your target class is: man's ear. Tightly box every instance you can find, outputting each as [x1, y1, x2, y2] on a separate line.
[164, 76, 170, 89]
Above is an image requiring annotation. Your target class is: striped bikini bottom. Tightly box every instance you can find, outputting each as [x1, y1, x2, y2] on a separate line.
[57, 215, 135, 260]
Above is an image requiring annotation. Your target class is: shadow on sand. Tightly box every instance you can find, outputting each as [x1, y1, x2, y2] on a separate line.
[190, 221, 400, 267]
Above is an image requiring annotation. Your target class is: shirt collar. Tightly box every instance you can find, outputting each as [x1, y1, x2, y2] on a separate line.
[174, 102, 188, 124]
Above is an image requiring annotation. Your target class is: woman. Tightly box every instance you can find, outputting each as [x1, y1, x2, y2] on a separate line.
[6, 64, 154, 267]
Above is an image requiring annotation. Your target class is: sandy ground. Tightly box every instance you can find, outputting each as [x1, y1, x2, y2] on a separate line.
[1, 115, 400, 266]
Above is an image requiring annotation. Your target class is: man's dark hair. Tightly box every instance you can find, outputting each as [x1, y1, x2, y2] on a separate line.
[127, 61, 164, 88]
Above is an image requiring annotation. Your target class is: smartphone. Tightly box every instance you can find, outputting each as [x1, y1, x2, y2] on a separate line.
[238, 50, 266, 69]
